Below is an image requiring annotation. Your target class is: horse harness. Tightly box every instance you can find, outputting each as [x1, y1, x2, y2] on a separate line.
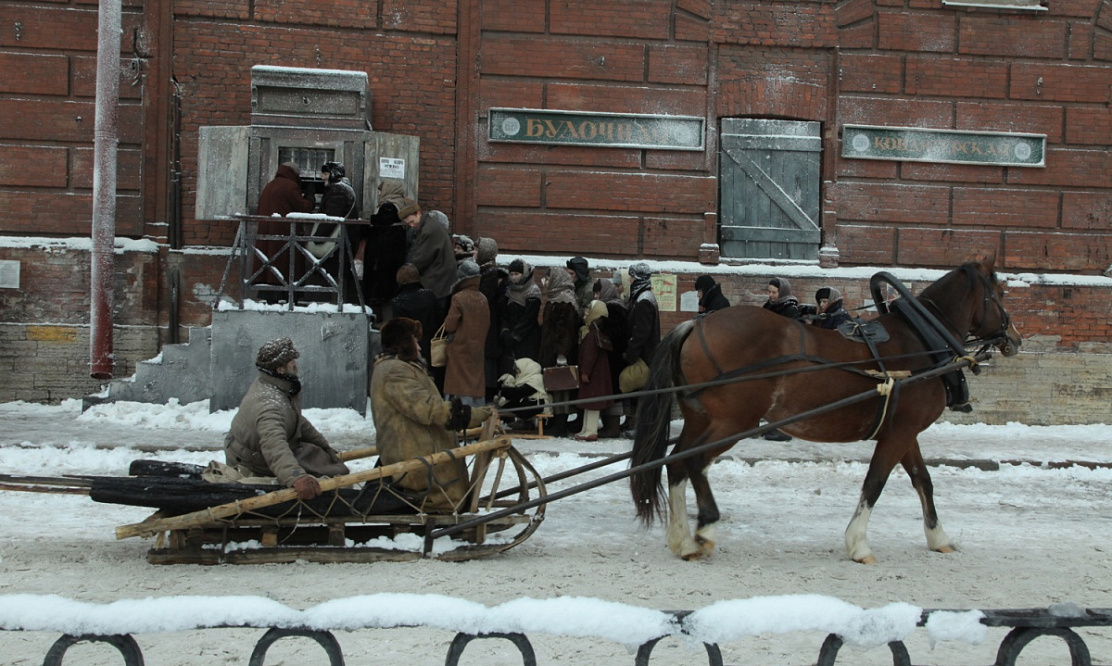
[689, 269, 1010, 439]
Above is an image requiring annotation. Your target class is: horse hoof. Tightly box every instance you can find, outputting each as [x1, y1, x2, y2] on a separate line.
[681, 550, 704, 562]
[854, 554, 877, 565]
[934, 545, 956, 554]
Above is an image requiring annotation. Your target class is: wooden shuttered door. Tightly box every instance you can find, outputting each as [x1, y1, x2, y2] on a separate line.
[719, 118, 821, 260]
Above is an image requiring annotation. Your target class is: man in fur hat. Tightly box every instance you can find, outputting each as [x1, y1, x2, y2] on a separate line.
[224, 337, 349, 500]
[371, 318, 492, 510]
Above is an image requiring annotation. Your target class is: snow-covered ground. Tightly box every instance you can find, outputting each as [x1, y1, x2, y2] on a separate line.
[1, 399, 1111, 665]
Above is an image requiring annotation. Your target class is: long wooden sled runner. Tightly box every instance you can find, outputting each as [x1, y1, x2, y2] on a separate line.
[0, 423, 547, 565]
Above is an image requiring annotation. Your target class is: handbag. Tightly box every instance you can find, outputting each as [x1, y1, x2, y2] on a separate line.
[429, 324, 449, 368]
[543, 364, 580, 392]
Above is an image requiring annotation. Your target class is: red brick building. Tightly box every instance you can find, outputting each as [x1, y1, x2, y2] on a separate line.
[1, 0, 1110, 404]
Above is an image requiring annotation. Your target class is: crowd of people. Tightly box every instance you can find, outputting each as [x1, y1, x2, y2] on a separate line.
[243, 164, 858, 505]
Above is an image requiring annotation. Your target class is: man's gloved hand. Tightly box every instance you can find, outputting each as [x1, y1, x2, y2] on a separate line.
[468, 405, 493, 428]
[447, 397, 471, 431]
[353, 259, 364, 279]
[293, 475, 322, 500]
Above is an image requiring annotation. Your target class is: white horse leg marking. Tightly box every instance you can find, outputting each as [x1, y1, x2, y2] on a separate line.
[666, 479, 700, 559]
[693, 463, 717, 557]
[844, 495, 876, 564]
[915, 486, 956, 553]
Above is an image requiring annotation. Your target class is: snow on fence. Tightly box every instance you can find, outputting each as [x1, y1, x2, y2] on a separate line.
[1, 593, 1107, 665]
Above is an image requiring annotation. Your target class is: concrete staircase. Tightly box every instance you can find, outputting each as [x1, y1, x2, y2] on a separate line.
[91, 327, 213, 407]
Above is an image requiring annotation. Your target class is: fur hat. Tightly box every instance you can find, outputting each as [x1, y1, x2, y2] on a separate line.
[397, 199, 419, 220]
[453, 234, 475, 255]
[380, 317, 423, 355]
[256, 337, 299, 371]
[456, 259, 481, 281]
[396, 264, 420, 286]
[567, 257, 590, 282]
[280, 161, 300, 177]
[628, 262, 652, 280]
[694, 275, 716, 292]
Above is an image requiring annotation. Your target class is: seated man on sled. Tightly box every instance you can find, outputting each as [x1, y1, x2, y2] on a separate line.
[223, 337, 350, 501]
[371, 317, 493, 511]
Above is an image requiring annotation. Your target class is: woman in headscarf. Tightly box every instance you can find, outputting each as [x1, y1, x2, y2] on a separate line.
[763, 277, 801, 320]
[574, 300, 614, 442]
[500, 259, 542, 365]
[593, 276, 628, 438]
[759, 276, 799, 442]
[812, 286, 852, 330]
[537, 267, 582, 436]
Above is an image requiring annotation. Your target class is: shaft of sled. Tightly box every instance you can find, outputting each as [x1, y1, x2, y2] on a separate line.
[337, 445, 377, 462]
[115, 436, 512, 540]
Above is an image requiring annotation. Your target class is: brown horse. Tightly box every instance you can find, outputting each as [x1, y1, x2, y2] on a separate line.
[629, 259, 1022, 563]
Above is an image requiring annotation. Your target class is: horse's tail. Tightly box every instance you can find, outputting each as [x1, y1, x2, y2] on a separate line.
[630, 319, 694, 526]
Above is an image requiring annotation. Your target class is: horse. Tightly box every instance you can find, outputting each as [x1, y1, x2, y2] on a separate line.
[629, 259, 1022, 564]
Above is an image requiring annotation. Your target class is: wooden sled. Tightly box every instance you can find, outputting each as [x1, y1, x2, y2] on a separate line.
[1, 433, 547, 564]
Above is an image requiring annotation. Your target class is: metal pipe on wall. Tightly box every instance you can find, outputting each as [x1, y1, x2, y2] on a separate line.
[89, 0, 122, 379]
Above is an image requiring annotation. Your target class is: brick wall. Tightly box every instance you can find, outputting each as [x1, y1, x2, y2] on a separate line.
[833, 1, 1112, 273]
[2, 0, 1111, 409]
[0, 2, 146, 236]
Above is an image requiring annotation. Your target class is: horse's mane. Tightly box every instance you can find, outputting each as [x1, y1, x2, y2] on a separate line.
[917, 262, 991, 302]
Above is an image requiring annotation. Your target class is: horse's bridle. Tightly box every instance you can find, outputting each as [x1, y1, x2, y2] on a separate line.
[920, 265, 1013, 353]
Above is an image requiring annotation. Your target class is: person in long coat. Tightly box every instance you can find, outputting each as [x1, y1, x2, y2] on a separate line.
[574, 300, 614, 441]
[390, 264, 440, 362]
[593, 277, 628, 438]
[619, 262, 660, 435]
[443, 259, 489, 405]
[500, 259, 542, 365]
[223, 338, 348, 500]
[370, 318, 490, 510]
[356, 179, 408, 317]
[255, 162, 314, 297]
[476, 237, 508, 400]
[537, 267, 582, 436]
[404, 203, 457, 314]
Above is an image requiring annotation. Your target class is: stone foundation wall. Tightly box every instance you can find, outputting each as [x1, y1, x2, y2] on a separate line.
[0, 323, 161, 404]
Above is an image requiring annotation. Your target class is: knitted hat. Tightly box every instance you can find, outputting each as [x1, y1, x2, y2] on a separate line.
[456, 259, 481, 281]
[397, 198, 419, 220]
[256, 337, 299, 371]
[280, 161, 300, 177]
[508, 259, 525, 274]
[396, 264, 420, 286]
[694, 275, 716, 292]
[380, 317, 422, 354]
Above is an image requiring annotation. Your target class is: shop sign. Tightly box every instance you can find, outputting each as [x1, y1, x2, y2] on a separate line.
[842, 125, 1045, 167]
[489, 108, 705, 151]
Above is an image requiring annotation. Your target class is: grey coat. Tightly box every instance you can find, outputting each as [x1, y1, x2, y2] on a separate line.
[224, 373, 348, 485]
[408, 212, 458, 299]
